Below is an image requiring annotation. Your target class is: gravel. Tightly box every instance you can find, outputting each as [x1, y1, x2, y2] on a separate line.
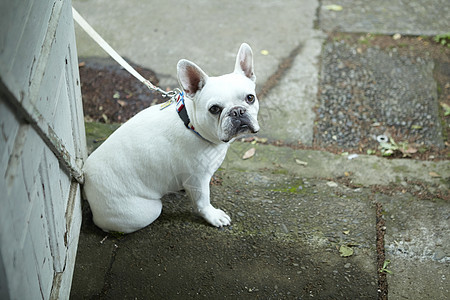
[315, 40, 444, 151]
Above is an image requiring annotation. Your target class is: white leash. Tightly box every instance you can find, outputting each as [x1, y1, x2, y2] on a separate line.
[72, 7, 179, 98]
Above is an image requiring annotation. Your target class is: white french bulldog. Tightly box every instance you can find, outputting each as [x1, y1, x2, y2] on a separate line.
[83, 43, 260, 233]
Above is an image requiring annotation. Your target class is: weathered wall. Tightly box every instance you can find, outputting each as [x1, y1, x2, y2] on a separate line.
[0, 0, 86, 298]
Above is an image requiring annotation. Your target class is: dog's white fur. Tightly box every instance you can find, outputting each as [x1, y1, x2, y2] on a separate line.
[83, 43, 260, 233]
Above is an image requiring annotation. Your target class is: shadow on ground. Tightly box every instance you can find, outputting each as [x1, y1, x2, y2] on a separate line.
[71, 169, 378, 299]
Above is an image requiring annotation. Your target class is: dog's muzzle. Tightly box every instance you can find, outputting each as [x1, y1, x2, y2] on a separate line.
[222, 107, 259, 142]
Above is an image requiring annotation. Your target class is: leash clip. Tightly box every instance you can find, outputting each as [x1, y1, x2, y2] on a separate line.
[159, 89, 184, 110]
[165, 88, 183, 98]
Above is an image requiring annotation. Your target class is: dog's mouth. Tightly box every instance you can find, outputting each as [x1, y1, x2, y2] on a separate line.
[237, 124, 250, 134]
[238, 123, 259, 134]
[221, 120, 259, 143]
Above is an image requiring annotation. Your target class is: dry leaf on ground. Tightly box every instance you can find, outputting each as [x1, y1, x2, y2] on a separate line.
[242, 148, 256, 160]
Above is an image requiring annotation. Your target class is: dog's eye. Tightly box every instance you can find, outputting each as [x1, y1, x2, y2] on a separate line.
[209, 105, 222, 115]
[246, 94, 255, 104]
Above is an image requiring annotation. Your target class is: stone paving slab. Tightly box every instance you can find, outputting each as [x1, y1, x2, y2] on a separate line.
[73, 0, 318, 89]
[320, 0, 450, 35]
[377, 192, 450, 299]
[224, 142, 449, 189]
[72, 167, 378, 299]
[258, 33, 325, 145]
[315, 38, 444, 149]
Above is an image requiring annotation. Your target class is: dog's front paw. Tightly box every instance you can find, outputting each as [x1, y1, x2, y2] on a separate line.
[199, 206, 231, 227]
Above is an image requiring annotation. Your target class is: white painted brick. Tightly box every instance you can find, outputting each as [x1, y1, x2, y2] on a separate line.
[20, 125, 45, 193]
[36, 3, 72, 119]
[57, 182, 83, 299]
[5, 154, 32, 249]
[28, 174, 54, 299]
[35, 69, 63, 123]
[0, 0, 56, 102]
[59, 167, 72, 208]
[40, 147, 68, 272]
[0, 100, 20, 175]
[15, 232, 43, 299]
[52, 71, 76, 155]
[65, 43, 87, 160]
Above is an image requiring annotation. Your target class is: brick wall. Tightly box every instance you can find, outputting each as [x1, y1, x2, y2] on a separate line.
[0, 0, 86, 298]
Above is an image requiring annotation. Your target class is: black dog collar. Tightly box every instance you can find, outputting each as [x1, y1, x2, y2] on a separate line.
[174, 92, 202, 137]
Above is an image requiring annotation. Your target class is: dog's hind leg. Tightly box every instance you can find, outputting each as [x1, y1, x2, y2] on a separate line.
[92, 197, 163, 234]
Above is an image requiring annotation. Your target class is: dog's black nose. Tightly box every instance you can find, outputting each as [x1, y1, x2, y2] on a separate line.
[229, 107, 246, 117]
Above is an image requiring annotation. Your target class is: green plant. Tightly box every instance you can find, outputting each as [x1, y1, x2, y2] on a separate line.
[367, 149, 376, 155]
[378, 137, 416, 157]
[379, 260, 393, 274]
[379, 137, 400, 156]
[441, 102, 450, 116]
[433, 33, 450, 47]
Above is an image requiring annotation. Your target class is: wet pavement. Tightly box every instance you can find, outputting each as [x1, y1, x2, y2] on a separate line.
[71, 0, 449, 299]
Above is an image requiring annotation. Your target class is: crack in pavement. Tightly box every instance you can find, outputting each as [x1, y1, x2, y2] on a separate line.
[257, 43, 304, 101]
[99, 241, 120, 297]
[376, 202, 388, 300]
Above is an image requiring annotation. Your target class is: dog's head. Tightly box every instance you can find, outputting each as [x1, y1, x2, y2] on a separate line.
[177, 43, 260, 144]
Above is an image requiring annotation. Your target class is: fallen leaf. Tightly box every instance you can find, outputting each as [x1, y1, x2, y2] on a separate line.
[411, 124, 422, 130]
[295, 159, 308, 166]
[343, 230, 350, 235]
[429, 171, 441, 178]
[401, 146, 417, 154]
[117, 100, 127, 107]
[440, 102, 450, 116]
[339, 245, 354, 257]
[242, 148, 256, 160]
[255, 137, 268, 143]
[260, 50, 269, 55]
[113, 91, 120, 99]
[324, 4, 343, 11]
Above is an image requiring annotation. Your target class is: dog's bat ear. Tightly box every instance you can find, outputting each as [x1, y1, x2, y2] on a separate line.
[177, 59, 209, 98]
[234, 43, 256, 82]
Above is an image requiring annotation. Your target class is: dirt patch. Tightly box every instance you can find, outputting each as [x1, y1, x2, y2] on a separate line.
[79, 57, 167, 123]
